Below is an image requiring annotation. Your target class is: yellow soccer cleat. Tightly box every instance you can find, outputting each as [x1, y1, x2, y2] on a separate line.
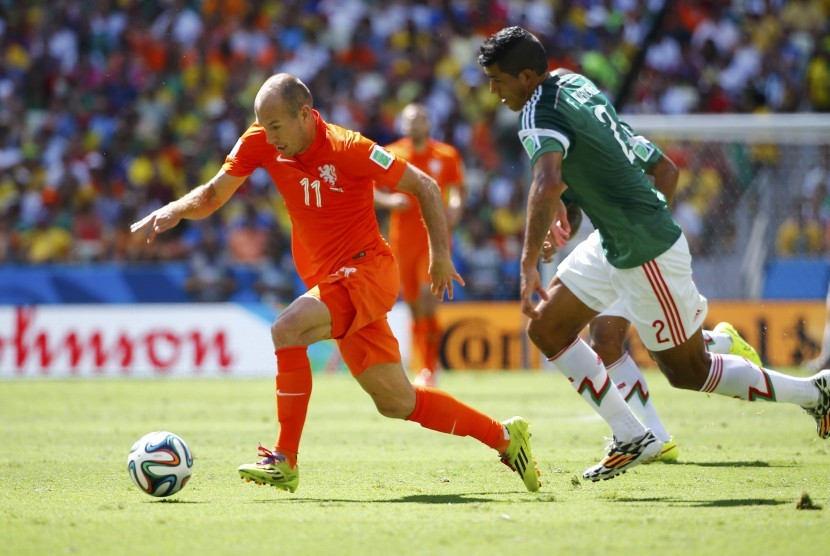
[238, 445, 299, 493]
[656, 437, 679, 462]
[500, 417, 541, 492]
[714, 322, 762, 367]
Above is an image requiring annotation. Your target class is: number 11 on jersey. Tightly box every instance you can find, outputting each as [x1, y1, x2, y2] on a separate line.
[300, 177, 322, 207]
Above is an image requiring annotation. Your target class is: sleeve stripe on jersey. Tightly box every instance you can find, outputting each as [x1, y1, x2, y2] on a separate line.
[520, 87, 570, 157]
[521, 88, 541, 153]
[518, 128, 571, 156]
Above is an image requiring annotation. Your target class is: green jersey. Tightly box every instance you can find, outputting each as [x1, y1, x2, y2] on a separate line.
[519, 73, 681, 268]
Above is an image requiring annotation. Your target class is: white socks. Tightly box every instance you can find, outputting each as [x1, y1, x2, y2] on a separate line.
[703, 329, 732, 355]
[702, 354, 819, 405]
[606, 353, 671, 442]
[551, 339, 648, 441]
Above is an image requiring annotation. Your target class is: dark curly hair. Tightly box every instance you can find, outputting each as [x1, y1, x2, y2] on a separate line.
[477, 26, 548, 77]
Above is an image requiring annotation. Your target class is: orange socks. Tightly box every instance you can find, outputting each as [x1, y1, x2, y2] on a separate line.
[406, 386, 508, 452]
[412, 316, 442, 372]
[425, 316, 441, 372]
[274, 346, 313, 467]
[411, 318, 429, 370]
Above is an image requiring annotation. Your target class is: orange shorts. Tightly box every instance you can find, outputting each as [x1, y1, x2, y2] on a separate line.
[394, 246, 430, 303]
[308, 250, 401, 376]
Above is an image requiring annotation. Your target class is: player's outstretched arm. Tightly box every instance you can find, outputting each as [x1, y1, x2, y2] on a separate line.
[521, 151, 566, 319]
[130, 170, 246, 244]
[395, 164, 465, 300]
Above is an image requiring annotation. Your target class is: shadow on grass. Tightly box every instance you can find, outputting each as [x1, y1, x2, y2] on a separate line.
[146, 499, 208, 504]
[661, 460, 794, 468]
[390, 493, 547, 504]
[251, 492, 554, 505]
[614, 497, 788, 508]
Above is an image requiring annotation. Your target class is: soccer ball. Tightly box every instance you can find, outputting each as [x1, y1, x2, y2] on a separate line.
[127, 431, 193, 497]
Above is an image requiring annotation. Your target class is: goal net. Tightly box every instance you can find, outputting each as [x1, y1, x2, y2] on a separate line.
[611, 113, 830, 300]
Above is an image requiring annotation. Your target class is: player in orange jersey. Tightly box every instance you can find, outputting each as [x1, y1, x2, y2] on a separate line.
[374, 103, 464, 387]
[130, 73, 540, 493]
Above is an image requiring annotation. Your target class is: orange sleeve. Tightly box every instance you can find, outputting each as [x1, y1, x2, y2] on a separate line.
[338, 130, 408, 188]
[221, 124, 267, 177]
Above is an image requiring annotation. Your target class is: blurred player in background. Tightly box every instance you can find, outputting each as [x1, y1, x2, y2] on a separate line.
[374, 103, 465, 387]
[542, 79, 762, 463]
[131, 73, 540, 493]
[479, 27, 830, 482]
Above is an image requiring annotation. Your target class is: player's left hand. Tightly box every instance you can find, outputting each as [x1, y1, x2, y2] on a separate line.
[520, 266, 548, 320]
[130, 206, 182, 244]
[430, 256, 465, 301]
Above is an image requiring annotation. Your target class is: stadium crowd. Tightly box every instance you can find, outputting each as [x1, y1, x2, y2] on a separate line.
[0, 0, 828, 302]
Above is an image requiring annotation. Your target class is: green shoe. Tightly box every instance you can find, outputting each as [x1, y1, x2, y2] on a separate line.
[656, 438, 679, 462]
[238, 445, 299, 493]
[714, 322, 762, 366]
[500, 417, 541, 492]
[644, 437, 679, 464]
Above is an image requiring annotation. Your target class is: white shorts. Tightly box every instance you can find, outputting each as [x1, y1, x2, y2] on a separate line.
[598, 299, 627, 319]
[557, 230, 708, 351]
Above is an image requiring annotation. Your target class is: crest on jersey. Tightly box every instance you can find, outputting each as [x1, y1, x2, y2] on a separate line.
[318, 164, 337, 185]
[630, 137, 656, 162]
[370, 145, 394, 169]
[522, 136, 538, 158]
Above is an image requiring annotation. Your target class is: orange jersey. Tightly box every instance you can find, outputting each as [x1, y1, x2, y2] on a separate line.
[380, 138, 464, 252]
[222, 111, 407, 286]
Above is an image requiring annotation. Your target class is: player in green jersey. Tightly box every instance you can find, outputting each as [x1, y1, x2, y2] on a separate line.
[478, 26, 830, 482]
[543, 91, 762, 464]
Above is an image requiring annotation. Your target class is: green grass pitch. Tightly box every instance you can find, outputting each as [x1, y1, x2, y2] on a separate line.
[1, 370, 827, 556]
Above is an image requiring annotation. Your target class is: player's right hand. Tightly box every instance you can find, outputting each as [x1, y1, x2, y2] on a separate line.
[130, 207, 182, 244]
[430, 256, 465, 301]
[520, 266, 548, 320]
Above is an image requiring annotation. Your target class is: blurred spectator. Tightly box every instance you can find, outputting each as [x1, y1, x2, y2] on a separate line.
[253, 228, 297, 306]
[462, 219, 503, 300]
[72, 196, 105, 262]
[0, 202, 23, 263]
[776, 201, 824, 256]
[19, 206, 73, 263]
[184, 224, 237, 302]
[490, 178, 524, 265]
[226, 200, 272, 265]
[807, 41, 830, 112]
